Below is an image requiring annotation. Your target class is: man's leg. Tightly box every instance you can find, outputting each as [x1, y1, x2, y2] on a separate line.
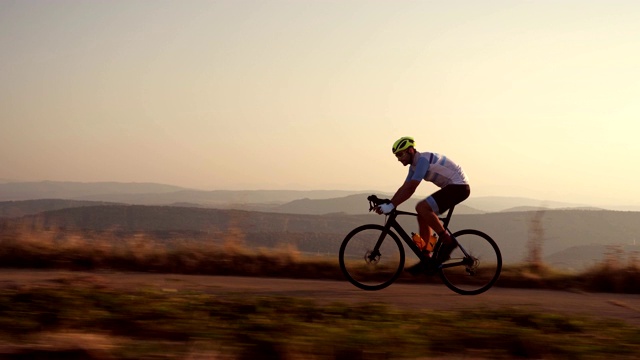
[416, 200, 456, 265]
[406, 186, 470, 274]
[421, 184, 470, 262]
[404, 200, 455, 275]
[415, 200, 448, 241]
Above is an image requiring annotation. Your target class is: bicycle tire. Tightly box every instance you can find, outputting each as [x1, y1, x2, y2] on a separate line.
[438, 229, 502, 295]
[339, 224, 405, 291]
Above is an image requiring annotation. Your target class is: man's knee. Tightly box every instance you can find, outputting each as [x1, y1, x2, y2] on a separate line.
[416, 200, 433, 214]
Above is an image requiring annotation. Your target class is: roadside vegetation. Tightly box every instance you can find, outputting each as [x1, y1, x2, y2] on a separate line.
[0, 226, 638, 294]
[0, 227, 639, 359]
[0, 279, 639, 359]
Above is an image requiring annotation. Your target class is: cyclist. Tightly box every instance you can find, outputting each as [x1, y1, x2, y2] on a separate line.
[374, 136, 470, 274]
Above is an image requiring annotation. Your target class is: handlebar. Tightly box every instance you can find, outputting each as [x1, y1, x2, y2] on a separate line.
[367, 195, 391, 212]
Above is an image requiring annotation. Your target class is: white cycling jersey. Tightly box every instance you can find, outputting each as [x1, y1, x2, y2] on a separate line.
[406, 151, 469, 188]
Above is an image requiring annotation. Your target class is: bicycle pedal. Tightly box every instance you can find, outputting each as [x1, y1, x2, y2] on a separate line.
[405, 262, 426, 276]
[425, 261, 440, 275]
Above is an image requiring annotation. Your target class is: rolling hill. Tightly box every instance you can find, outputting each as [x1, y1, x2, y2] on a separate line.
[4, 181, 632, 213]
[269, 194, 484, 215]
[0, 181, 187, 201]
[0, 199, 121, 218]
[462, 196, 592, 213]
[0, 181, 377, 208]
[545, 244, 639, 270]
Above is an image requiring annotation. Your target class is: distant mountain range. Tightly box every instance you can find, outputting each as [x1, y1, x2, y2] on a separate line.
[0, 199, 119, 218]
[0, 181, 186, 200]
[463, 196, 600, 213]
[2, 180, 633, 213]
[0, 181, 376, 208]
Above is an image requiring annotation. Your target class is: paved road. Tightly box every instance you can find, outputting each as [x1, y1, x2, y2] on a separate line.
[1, 270, 639, 326]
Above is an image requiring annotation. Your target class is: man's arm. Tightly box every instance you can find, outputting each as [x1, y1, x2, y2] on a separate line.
[390, 154, 430, 207]
[390, 179, 420, 207]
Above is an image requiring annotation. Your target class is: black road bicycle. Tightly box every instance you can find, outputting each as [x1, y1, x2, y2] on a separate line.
[339, 195, 502, 295]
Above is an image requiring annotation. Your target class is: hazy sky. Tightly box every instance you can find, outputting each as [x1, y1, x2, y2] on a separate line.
[1, 0, 639, 207]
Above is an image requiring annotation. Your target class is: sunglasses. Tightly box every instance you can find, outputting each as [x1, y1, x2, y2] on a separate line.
[395, 150, 408, 159]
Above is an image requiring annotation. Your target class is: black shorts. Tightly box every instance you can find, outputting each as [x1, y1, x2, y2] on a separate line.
[426, 184, 471, 215]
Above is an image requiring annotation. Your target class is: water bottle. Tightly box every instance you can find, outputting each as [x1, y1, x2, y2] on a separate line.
[411, 232, 427, 252]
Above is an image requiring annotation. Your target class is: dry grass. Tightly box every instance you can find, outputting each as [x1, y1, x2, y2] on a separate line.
[0, 226, 638, 293]
[0, 226, 343, 280]
[578, 245, 640, 293]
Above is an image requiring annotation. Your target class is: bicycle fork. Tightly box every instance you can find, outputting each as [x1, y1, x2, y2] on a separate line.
[368, 221, 394, 263]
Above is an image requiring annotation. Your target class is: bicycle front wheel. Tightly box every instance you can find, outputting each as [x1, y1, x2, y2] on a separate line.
[339, 224, 405, 291]
[439, 229, 502, 295]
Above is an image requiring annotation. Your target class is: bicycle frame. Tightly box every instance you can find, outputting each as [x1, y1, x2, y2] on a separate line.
[372, 206, 473, 269]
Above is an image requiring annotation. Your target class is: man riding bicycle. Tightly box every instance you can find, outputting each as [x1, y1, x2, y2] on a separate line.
[374, 136, 471, 274]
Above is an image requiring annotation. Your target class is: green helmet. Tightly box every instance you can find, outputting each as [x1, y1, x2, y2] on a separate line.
[392, 136, 415, 154]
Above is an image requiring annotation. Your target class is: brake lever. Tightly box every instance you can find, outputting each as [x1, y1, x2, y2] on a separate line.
[367, 195, 378, 212]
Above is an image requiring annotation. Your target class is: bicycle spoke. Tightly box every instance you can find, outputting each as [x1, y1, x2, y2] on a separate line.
[339, 225, 404, 291]
[439, 230, 502, 295]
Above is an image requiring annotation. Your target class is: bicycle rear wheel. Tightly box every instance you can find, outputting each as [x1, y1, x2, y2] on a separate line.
[439, 229, 502, 295]
[339, 224, 405, 291]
